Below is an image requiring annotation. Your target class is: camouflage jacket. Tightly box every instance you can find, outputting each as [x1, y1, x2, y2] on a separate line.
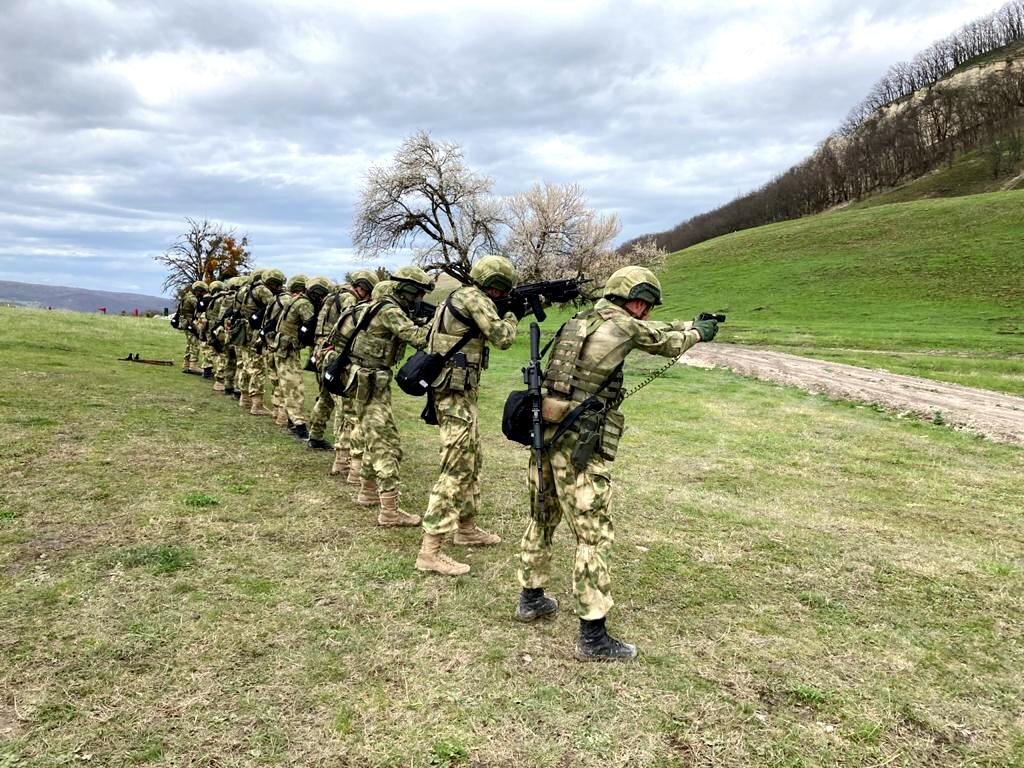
[426, 286, 518, 390]
[276, 294, 315, 354]
[316, 286, 360, 339]
[349, 293, 429, 370]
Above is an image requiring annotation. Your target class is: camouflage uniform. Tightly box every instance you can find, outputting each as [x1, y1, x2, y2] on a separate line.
[228, 276, 253, 401]
[421, 284, 518, 536]
[516, 298, 701, 619]
[263, 290, 294, 421]
[308, 283, 363, 451]
[240, 271, 283, 412]
[178, 288, 201, 372]
[347, 279, 428, 494]
[274, 287, 315, 429]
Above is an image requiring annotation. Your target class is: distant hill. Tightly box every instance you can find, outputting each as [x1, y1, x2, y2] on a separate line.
[0, 280, 170, 315]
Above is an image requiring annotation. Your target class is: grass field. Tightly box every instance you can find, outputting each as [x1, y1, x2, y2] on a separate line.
[1, 306, 1022, 767]
[659, 191, 1024, 395]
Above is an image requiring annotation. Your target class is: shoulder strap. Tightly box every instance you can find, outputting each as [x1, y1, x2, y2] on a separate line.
[338, 301, 387, 358]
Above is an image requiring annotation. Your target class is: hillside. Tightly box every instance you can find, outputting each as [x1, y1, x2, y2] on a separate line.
[658, 191, 1024, 394]
[0, 280, 170, 315]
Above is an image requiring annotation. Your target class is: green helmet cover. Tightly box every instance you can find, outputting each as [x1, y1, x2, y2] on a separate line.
[306, 276, 331, 299]
[603, 265, 663, 306]
[391, 265, 435, 294]
[349, 269, 380, 293]
[263, 268, 286, 288]
[208, 280, 225, 293]
[470, 255, 517, 292]
[372, 280, 397, 300]
[191, 280, 208, 294]
[287, 274, 308, 293]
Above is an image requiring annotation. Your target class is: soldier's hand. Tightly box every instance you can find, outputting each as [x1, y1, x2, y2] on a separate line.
[692, 319, 718, 342]
[506, 295, 530, 320]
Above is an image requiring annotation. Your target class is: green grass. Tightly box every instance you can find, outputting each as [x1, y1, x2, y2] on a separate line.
[661, 191, 1024, 394]
[0, 306, 1022, 766]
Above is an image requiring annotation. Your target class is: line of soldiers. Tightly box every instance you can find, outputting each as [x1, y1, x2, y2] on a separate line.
[173, 260, 719, 661]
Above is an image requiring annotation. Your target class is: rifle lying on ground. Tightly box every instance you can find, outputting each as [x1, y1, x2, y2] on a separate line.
[118, 353, 173, 366]
[495, 275, 592, 322]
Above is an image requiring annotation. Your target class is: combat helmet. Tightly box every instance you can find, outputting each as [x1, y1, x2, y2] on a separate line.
[209, 280, 225, 293]
[349, 269, 380, 294]
[603, 266, 663, 306]
[372, 280, 396, 300]
[390, 266, 435, 295]
[287, 274, 308, 293]
[306, 276, 331, 301]
[263, 268, 286, 289]
[191, 280, 209, 295]
[470, 255, 517, 293]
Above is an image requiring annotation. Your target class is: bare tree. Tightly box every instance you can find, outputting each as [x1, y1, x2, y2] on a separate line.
[351, 130, 504, 282]
[155, 218, 251, 295]
[505, 182, 620, 282]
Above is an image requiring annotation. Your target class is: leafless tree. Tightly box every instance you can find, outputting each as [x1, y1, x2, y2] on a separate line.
[505, 182, 620, 282]
[155, 218, 251, 295]
[351, 130, 504, 283]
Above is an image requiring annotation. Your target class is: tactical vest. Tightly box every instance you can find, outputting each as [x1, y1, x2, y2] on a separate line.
[349, 298, 408, 369]
[316, 288, 358, 339]
[543, 307, 626, 408]
[426, 288, 489, 371]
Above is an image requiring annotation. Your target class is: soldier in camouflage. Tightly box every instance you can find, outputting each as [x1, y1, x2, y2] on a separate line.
[514, 266, 719, 662]
[264, 276, 302, 426]
[215, 275, 244, 396]
[274, 276, 330, 440]
[345, 268, 432, 526]
[242, 268, 285, 416]
[201, 280, 227, 391]
[227, 273, 255, 401]
[416, 255, 523, 576]
[307, 271, 379, 479]
[178, 281, 207, 374]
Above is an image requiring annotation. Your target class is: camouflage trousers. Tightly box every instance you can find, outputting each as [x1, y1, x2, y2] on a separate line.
[183, 334, 200, 369]
[517, 429, 615, 620]
[234, 346, 251, 394]
[309, 387, 363, 457]
[353, 371, 402, 493]
[245, 345, 267, 398]
[422, 387, 482, 535]
[277, 348, 306, 425]
[268, 350, 283, 409]
[215, 346, 237, 388]
[199, 341, 214, 370]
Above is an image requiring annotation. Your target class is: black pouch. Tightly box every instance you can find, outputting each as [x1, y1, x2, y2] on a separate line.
[420, 389, 439, 426]
[396, 350, 445, 397]
[502, 390, 534, 446]
[170, 311, 181, 330]
[323, 354, 350, 396]
[570, 409, 605, 471]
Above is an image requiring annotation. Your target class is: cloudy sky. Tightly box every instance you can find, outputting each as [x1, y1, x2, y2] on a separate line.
[0, 0, 1002, 297]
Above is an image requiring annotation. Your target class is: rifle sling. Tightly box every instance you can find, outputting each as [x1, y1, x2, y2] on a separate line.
[542, 362, 623, 450]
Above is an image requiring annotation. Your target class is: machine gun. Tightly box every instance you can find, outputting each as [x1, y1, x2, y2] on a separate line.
[412, 299, 437, 325]
[524, 322, 546, 513]
[496, 275, 592, 322]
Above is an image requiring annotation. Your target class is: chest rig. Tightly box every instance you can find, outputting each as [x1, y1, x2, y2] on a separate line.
[427, 289, 489, 372]
[543, 307, 626, 409]
[349, 298, 408, 370]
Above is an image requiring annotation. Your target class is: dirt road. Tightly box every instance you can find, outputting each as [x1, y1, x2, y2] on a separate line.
[681, 344, 1024, 447]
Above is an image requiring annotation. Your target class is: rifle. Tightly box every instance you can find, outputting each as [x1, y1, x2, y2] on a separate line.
[412, 299, 437, 325]
[496, 274, 592, 322]
[119, 353, 173, 366]
[697, 312, 726, 323]
[524, 322, 545, 514]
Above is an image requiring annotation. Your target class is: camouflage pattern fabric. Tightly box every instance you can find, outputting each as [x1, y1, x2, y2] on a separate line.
[277, 348, 306, 424]
[422, 388, 482, 534]
[308, 288, 360, 442]
[245, 347, 268, 399]
[234, 346, 251, 394]
[268, 351, 284, 410]
[518, 430, 615, 620]
[516, 298, 704, 620]
[422, 287, 518, 534]
[183, 334, 200, 370]
[179, 291, 199, 369]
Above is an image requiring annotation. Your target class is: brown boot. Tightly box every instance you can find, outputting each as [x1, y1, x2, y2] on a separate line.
[330, 449, 351, 477]
[356, 476, 379, 506]
[377, 490, 421, 527]
[415, 533, 470, 576]
[249, 395, 272, 416]
[274, 407, 289, 427]
[345, 459, 362, 486]
[453, 518, 502, 547]
[238, 393, 252, 408]
[213, 381, 225, 392]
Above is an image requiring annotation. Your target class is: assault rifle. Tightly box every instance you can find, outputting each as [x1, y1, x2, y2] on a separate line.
[412, 299, 437, 325]
[524, 322, 545, 513]
[495, 275, 592, 322]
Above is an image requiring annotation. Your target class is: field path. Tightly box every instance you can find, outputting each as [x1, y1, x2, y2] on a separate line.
[681, 344, 1024, 446]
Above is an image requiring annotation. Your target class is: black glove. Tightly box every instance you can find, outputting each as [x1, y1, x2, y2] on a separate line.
[692, 319, 718, 342]
[503, 295, 530, 320]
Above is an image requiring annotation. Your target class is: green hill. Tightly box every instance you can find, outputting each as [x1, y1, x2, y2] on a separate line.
[659, 191, 1024, 394]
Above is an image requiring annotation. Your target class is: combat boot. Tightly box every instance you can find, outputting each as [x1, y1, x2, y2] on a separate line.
[223, 387, 235, 396]
[274, 407, 289, 427]
[330, 449, 350, 476]
[202, 367, 214, 379]
[213, 381, 225, 392]
[290, 423, 310, 441]
[415, 533, 470, 576]
[307, 437, 332, 451]
[238, 392, 252, 408]
[376, 490, 421, 527]
[453, 517, 501, 547]
[232, 390, 242, 400]
[356, 476, 379, 506]
[515, 588, 559, 622]
[574, 618, 637, 662]
[345, 459, 362, 486]
[249, 395, 272, 416]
